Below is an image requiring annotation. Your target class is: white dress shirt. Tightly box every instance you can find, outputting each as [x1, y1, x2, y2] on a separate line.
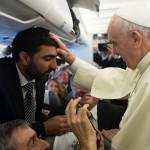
[16, 64, 36, 103]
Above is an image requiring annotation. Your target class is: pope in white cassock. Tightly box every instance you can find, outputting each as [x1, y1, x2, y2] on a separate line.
[50, 2, 150, 150]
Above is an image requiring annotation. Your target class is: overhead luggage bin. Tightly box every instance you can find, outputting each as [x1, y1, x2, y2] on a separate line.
[0, 0, 78, 45]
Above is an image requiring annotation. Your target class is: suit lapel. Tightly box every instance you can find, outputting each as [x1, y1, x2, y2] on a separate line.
[5, 59, 25, 119]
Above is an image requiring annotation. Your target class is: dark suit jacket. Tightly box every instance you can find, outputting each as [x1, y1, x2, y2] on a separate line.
[0, 58, 47, 137]
[93, 51, 102, 66]
[97, 100, 125, 131]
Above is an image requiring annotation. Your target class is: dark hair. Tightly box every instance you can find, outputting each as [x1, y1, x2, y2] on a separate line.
[12, 27, 59, 62]
[0, 120, 29, 150]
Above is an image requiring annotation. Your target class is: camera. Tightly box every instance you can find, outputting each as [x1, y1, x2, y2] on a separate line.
[98, 43, 108, 51]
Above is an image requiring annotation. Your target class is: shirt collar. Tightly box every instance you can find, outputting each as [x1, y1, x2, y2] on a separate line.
[137, 51, 150, 75]
[16, 64, 35, 86]
[90, 105, 97, 121]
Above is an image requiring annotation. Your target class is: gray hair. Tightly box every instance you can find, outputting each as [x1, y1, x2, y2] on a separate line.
[116, 14, 150, 39]
[0, 120, 29, 150]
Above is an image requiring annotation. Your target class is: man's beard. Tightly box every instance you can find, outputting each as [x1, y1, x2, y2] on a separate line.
[26, 63, 50, 82]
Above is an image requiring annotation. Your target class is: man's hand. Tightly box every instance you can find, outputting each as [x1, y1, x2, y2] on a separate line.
[102, 129, 119, 142]
[50, 33, 76, 65]
[95, 128, 104, 150]
[65, 98, 97, 150]
[43, 115, 70, 136]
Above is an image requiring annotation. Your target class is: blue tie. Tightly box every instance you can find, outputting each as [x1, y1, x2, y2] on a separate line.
[23, 82, 35, 124]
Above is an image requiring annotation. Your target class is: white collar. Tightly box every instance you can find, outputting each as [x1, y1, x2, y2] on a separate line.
[90, 105, 97, 121]
[16, 64, 35, 86]
[137, 51, 150, 75]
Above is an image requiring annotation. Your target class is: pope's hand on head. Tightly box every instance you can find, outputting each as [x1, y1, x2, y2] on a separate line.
[50, 33, 76, 65]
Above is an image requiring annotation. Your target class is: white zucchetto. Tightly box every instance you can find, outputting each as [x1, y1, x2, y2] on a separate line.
[115, 3, 150, 28]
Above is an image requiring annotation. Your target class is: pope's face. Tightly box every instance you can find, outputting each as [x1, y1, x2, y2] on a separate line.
[107, 15, 137, 69]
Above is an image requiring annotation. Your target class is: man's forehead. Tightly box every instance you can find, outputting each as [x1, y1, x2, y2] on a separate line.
[35, 45, 58, 57]
[12, 126, 35, 140]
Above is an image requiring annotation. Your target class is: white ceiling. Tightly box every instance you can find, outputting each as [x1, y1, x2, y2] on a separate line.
[78, 0, 150, 35]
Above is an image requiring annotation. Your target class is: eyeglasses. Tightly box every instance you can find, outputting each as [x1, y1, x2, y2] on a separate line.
[28, 135, 42, 150]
